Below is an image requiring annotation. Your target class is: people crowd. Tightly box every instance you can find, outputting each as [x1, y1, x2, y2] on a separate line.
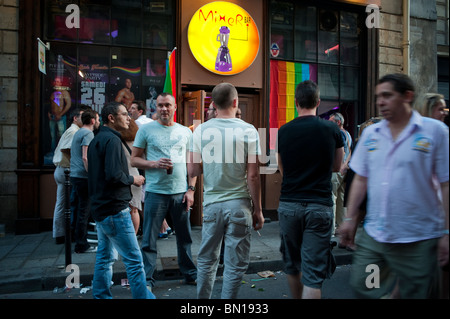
[52, 74, 448, 299]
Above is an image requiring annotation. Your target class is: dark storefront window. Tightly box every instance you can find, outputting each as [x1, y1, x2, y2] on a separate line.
[270, 0, 366, 146]
[42, 0, 174, 165]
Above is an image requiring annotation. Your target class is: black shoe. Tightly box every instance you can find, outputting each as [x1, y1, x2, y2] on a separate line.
[55, 236, 65, 245]
[75, 245, 97, 254]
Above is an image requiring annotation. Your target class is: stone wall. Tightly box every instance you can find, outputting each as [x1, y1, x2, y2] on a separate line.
[0, 0, 19, 232]
[379, 0, 439, 102]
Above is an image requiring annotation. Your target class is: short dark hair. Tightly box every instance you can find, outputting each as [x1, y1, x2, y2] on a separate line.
[69, 107, 82, 121]
[295, 80, 320, 109]
[378, 73, 415, 104]
[211, 83, 237, 110]
[101, 101, 122, 124]
[159, 92, 175, 100]
[69, 105, 92, 122]
[132, 100, 146, 115]
[81, 108, 97, 125]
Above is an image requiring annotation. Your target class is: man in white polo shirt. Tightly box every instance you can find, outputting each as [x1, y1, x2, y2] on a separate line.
[339, 73, 449, 299]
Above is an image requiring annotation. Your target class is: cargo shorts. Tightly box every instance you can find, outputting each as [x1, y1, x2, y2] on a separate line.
[278, 201, 336, 289]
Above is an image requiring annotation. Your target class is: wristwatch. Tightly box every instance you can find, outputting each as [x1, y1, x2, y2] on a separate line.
[188, 185, 196, 192]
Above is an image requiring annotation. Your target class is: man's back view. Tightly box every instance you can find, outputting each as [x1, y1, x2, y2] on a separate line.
[189, 82, 264, 299]
[277, 80, 344, 299]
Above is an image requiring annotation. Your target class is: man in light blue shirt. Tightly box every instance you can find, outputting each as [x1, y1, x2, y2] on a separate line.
[340, 73, 449, 299]
[131, 93, 197, 289]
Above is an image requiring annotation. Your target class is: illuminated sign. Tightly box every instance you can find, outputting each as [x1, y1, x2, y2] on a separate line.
[187, 1, 260, 75]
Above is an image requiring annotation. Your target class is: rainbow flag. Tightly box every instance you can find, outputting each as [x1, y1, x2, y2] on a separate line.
[269, 60, 317, 148]
[163, 48, 177, 121]
[163, 48, 176, 98]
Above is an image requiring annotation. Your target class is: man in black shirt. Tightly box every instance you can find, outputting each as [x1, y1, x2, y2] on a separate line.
[87, 101, 155, 299]
[276, 80, 344, 299]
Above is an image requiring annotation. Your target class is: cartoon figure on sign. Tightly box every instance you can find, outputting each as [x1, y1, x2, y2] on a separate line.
[215, 26, 232, 72]
[270, 43, 280, 58]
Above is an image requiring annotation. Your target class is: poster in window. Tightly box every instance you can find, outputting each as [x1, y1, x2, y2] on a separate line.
[110, 48, 141, 110]
[143, 49, 166, 119]
[43, 50, 77, 165]
[78, 64, 108, 113]
[78, 46, 109, 114]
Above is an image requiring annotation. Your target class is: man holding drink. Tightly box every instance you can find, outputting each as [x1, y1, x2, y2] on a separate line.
[131, 93, 198, 289]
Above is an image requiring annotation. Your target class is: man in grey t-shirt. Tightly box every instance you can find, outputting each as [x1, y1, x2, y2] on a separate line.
[70, 108, 99, 253]
[189, 83, 264, 299]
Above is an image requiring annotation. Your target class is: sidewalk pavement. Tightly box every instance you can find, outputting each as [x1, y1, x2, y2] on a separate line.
[0, 220, 356, 295]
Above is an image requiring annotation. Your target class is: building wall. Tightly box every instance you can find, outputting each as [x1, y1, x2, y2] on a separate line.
[379, 0, 440, 101]
[436, 0, 449, 50]
[0, 0, 446, 233]
[0, 0, 19, 232]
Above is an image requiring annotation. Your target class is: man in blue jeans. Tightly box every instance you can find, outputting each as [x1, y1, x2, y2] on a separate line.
[131, 93, 197, 289]
[277, 80, 344, 299]
[87, 101, 155, 299]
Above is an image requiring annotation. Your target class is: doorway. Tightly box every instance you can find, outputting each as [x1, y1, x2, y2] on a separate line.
[180, 89, 262, 226]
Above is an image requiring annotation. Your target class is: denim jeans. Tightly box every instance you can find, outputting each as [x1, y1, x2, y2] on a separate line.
[141, 192, 197, 287]
[52, 166, 66, 238]
[70, 177, 90, 252]
[197, 199, 252, 299]
[93, 208, 155, 299]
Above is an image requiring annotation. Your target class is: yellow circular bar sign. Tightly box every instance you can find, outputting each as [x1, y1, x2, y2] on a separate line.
[188, 1, 260, 75]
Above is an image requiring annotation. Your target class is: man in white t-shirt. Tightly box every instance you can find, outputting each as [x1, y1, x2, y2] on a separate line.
[188, 83, 264, 299]
[52, 106, 86, 244]
[131, 93, 197, 289]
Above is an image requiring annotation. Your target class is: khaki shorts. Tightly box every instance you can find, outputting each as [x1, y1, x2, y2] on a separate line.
[350, 228, 439, 299]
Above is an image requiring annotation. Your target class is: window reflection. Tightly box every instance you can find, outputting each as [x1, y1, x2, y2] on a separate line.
[79, 2, 111, 44]
[111, 48, 141, 109]
[111, 0, 142, 46]
[143, 50, 166, 119]
[45, 0, 78, 41]
[340, 12, 360, 66]
[294, 6, 316, 62]
[42, 43, 77, 165]
[341, 67, 359, 100]
[318, 10, 339, 64]
[318, 64, 339, 100]
[144, 0, 173, 49]
[269, 0, 364, 140]
[270, 0, 294, 59]
[78, 45, 110, 113]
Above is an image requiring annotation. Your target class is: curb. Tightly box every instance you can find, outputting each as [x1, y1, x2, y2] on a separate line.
[0, 251, 352, 295]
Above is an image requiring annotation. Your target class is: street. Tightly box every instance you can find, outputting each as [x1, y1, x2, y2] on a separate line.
[0, 265, 355, 300]
[0, 265, 442, 317]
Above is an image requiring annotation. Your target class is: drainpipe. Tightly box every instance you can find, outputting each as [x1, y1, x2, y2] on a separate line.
[403, 0, 410, 75]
